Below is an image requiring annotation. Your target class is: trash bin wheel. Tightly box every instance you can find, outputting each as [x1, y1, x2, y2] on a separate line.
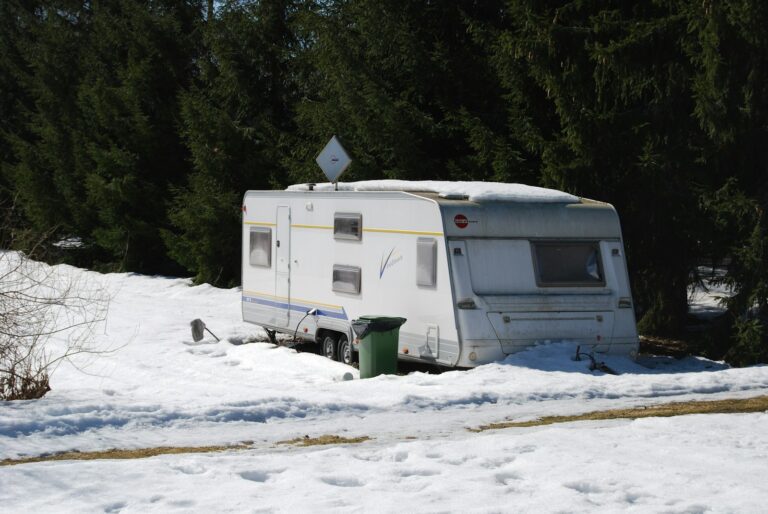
[338, 336, 355, 365]
[322, 335, 337, 360]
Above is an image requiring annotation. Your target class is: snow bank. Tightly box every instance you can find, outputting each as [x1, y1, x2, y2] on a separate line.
[287, 180, 579, 203]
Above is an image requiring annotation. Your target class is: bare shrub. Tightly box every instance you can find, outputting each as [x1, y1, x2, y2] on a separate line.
[0, 251, 108, 400]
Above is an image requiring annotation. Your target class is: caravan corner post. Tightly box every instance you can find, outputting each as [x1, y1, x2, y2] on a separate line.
[241, 188, 639, 368]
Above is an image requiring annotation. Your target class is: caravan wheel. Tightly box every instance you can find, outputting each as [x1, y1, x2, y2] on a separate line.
[338, 336, 354, 365]
[322, 335, 337, 360]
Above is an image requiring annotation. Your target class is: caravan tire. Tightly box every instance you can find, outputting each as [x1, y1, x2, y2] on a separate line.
[322, 335, 338, 361]
[338, 336, 354, 365]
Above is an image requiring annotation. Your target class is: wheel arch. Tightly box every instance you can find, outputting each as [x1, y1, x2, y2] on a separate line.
[315, 326, 354, 349]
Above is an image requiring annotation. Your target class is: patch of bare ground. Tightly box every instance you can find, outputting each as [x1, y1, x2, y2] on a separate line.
[277, 434, 371, 447]
[1, 443, 251, 467]
[470, 395, 768, 432]
[638, 335, 692, 358]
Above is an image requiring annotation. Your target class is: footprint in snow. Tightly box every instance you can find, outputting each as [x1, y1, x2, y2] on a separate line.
[351, 452, 382, 462]
[441, 455, 474, 466]
[103, 501, 126, 513]
[172, 463, 207, 475]
[240, 469, 284, 483]
[240, 470, 271, 483]
[187, 347, 226, 358]
[495, 472, 522, 486]
[399, 469, 440, 478]
[390, 451, 409, 462]
[481, 455, 516, 468]
[564, 481, 603, 494]
[320, 476, 364, 488]
[513, 444, 537, 455]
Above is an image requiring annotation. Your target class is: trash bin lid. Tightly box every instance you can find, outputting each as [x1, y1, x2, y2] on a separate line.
[351, 316, 407, 338]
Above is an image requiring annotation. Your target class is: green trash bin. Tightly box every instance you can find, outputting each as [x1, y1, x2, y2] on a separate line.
[352, 316, 407, 379]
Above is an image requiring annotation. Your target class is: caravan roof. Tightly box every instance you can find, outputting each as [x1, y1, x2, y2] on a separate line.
[286, 180, 579, 204]
[282, 181, 620, 239]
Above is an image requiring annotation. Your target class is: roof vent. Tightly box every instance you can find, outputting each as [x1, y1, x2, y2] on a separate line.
[438, 192, 468, 200]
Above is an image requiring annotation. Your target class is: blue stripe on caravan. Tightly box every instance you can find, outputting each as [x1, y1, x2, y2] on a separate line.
[242, 295, 348, 320]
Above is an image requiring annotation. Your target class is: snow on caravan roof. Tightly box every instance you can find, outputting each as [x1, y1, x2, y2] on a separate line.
[287, 180, 579, 203]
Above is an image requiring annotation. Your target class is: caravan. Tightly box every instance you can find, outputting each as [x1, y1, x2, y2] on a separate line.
[241, 181, 639, 368]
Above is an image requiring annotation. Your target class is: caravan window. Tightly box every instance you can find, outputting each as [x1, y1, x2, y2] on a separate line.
[334, 213, 362, 240]
[249, 227, 272, 267]
[332, 265, 361, 294]
[416, 237, 437, 287]
[466, 239, 532, 293]
[532, 241, 604, 287]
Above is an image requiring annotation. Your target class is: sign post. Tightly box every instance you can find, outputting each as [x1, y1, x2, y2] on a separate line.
[315, 135, 352, 189]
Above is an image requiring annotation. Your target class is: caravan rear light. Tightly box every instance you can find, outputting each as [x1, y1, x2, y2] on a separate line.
[618, 297, 632, 308]
[457, 298, 476, 310]
[468, 351, 477, 362]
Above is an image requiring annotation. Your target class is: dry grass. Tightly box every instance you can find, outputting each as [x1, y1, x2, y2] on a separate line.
[1, 444, 250, 467]
[3, 434, 373, 467]
[277, 434, 371, 447]
[470, 395, 768, 432]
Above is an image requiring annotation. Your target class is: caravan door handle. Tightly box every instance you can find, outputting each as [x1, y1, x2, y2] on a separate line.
[276, 240, 280, 247]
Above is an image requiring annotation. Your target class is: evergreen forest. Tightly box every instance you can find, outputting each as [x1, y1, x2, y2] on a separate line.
[1, 1, 766, 364]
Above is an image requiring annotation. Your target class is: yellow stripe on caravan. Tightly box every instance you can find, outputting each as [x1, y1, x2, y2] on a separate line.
[243, 290, 343, 310]
[252, 221, 442, 236]
[290, 224, 442, 236]
[291, 224, 333, 230]
[364, 227, 443, 236]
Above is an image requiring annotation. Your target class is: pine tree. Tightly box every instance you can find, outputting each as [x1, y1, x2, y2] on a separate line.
[289, 0, 521, 184]
[4, 2, 92, 251]
[0, 1, 35, 242]
[686, 0, 768, 364]
[166, 0, 300, 285]
[74, 0, 202, 273]
[491, 1, 708, 336]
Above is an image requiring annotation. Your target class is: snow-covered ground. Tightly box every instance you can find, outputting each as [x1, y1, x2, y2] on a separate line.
[2, 259, 768, 512]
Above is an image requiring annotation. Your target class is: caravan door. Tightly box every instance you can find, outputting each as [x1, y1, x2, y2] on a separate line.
[275, 206, 291, 327]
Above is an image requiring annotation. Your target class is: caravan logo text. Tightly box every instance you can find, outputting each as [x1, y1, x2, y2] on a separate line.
[379, 248, 403, 279]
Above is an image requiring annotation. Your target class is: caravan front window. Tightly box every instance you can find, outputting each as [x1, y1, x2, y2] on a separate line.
[249, 227, 272, 267]
[532, 241, 604, 287]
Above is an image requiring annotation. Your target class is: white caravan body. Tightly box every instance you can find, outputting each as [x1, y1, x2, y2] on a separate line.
[241, 188, 639, 367]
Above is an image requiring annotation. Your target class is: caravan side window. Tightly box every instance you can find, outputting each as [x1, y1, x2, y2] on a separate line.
[249, 227, 272, 267]
[416, 237, 437, 287]
[334, 213, 362, 240]
[531, 241, 604, 287]
[332, 265, 361, 294]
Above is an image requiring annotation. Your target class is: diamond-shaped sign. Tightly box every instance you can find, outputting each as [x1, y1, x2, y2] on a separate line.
[315, 135, 351, 183]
